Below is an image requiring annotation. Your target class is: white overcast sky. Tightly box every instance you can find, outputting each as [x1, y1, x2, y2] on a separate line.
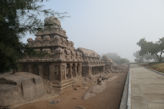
[22, 0, 164, 61]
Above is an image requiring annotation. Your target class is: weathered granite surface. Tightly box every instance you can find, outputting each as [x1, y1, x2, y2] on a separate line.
[0, 72, 45, 107]
[77, 48, 105, 76]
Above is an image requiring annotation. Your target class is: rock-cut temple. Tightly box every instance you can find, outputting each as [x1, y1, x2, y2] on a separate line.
[0, 16, 115, 108]
[18, 16, 105, 90]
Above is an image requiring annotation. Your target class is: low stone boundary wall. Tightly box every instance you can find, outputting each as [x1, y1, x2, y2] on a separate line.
[119, 65, 131, 109]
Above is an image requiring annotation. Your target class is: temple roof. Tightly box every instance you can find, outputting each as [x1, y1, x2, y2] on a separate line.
[77, 48, 100, 58]
[44, 16, 61, 27]
[35, 16, 67, 38]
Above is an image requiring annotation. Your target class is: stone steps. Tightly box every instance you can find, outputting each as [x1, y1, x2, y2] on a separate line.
[51, 79, 74, 90]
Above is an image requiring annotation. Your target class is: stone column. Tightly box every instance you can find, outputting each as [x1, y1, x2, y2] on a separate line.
[65, 63, 69, 80]
[28, 63, 33, 73]
[61, 63, 66, 80]
[38, 64, 44, 78]
[69, 63, 73, 78]
[65, 63, 68, 79]
[74, 63, 77, 77]
[57, 63, 63, 81]
[49, 63, 55, 81]
[102, 66, 105, 73]
[78, 63, 82, 76]
[54, 64, 59, 81]
[88, 66, 92, 75]
[77, 64, 79, 76]
[64, 63, 67, 80]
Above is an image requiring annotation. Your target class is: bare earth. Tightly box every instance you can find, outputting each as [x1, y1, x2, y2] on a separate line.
[16, 72, 127, 109]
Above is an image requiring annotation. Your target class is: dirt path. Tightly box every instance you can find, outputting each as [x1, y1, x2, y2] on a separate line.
[16, 72, 127, 109]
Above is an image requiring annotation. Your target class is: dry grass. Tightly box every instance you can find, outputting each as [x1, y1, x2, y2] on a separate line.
[148, 63, 164, 73]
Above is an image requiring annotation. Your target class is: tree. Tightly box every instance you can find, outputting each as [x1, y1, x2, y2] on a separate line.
[137, 38, 164, 62]
[133, 51, 155, 63]
[0, 0, 55, 73]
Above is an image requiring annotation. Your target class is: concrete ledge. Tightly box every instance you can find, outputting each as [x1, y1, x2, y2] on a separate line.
[127, 70, 131, 109]
[119, 70, 131, 109]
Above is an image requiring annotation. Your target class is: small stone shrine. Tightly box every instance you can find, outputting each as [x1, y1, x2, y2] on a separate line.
[77, 48, 105, 76]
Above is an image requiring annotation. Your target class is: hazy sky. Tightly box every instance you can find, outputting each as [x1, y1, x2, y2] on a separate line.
[23, 0, 164, 61]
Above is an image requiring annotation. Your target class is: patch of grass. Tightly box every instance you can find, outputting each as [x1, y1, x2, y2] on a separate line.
[149, 63, 164, 73]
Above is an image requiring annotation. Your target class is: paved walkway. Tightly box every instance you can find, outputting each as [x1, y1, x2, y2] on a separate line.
[130, 64, 164, 109]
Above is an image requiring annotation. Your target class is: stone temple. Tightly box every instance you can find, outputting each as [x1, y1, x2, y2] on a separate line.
[18, 16, 105, 90]
[0, 16, 114, 107]
[77, 48, 105, 76]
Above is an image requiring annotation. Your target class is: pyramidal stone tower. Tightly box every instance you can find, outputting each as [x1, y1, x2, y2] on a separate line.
[19, 16, 83, 89]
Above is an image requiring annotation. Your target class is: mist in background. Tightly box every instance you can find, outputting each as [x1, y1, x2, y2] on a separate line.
[22, 0, 164, 61]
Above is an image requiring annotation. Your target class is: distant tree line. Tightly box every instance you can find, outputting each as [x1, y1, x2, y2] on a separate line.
[135, 37, 164, 63]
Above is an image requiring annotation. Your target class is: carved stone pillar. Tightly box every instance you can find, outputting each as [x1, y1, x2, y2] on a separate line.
[28, 63, 33, 73]
[64, 63, 67, 80]
[49, 63, 55, 81]
[78, 63, 82, 76]
[77, 64, 79, 76]
[88, 66, 92, 75]
[54, 64, 60, 81]
[69, 63, 73, 78]
[102, 66, 105, 73]
[57, 64, 62, 81]
[65, 64, 67, 80]
[74, 63, 77, 77]
[38, 64, 44, 78]
[60, 63, 66, 81]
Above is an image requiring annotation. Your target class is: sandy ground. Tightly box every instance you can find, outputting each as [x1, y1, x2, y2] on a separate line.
[15, 72, 127, 109]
